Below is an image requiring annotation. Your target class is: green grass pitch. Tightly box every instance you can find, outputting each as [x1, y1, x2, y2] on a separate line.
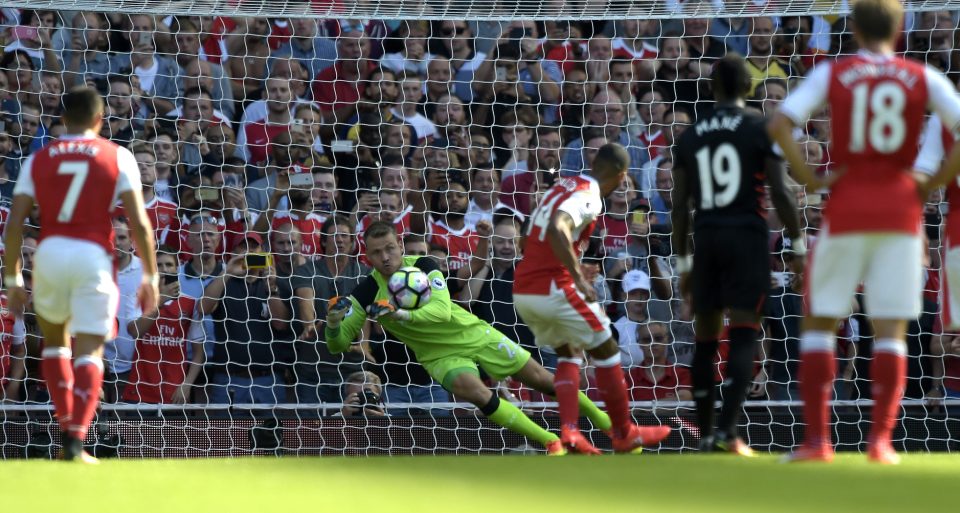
[5, 453, 957, 512]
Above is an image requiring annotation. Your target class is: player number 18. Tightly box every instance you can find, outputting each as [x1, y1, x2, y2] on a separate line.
[849, 82, 906, 154]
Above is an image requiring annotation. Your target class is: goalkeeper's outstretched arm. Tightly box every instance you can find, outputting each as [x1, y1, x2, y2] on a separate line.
[324, 277, 376, 353]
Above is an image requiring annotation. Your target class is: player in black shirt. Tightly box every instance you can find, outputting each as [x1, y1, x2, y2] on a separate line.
[671, 54, 804, 455]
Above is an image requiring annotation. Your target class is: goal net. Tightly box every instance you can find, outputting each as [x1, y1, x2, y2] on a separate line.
[1, 0, 960, 458]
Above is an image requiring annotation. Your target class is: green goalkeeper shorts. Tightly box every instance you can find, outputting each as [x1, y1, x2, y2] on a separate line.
[422, 332, 531, 390]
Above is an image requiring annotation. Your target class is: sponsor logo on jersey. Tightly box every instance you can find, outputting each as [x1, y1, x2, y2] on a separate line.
[431, 276, 446, 290]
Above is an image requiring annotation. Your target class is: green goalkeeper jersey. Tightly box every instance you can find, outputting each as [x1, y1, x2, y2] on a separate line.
[324, 256, 493, 363]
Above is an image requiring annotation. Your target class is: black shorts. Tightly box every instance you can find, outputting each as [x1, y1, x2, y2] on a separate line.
[691, 225, 769, 315]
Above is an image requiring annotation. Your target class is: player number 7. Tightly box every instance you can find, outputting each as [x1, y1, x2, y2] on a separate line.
[57, 161, 89, 223]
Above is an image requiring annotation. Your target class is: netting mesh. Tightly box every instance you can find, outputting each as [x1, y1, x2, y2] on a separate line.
[1, 1, 960, 458]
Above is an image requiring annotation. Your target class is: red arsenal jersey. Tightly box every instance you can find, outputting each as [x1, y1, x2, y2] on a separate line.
[122, 296, 202, 404]
[780, 51, 960, 235]
[514, 175, 603, 295]
[13, 134, 140, 253]
[429, 219, 479, 271]
[0, 293, 25, 387]
[242, 121, 290, 165]
[272, 211, 326, 256]
[915, 114, 960, 246]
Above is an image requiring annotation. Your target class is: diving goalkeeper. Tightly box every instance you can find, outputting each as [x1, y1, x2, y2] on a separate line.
[325, 221, 612, 455]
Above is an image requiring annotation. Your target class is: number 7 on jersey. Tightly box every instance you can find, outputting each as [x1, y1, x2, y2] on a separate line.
[56, 161, 89, 223]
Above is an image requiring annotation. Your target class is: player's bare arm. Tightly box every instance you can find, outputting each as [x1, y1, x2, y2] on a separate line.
[2, 193, 36, 317]
[767, 113, 828, 191]
[669, 159, 693, 297]
[546, 210, 594, 301]
[119, 188, 160, 315]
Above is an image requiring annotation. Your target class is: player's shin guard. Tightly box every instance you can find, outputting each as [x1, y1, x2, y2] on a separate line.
[593, 353, 632, 439]
[41, 347, 74, 431]
[692, 340, 719, 441]
[68, 355, 104, 441]
[717, 328, 758, 439]
[869, 339, 907, 447]
[799, 331, 837, 448]
[482, 394, 558, 445]
[554, 357, 583, 431]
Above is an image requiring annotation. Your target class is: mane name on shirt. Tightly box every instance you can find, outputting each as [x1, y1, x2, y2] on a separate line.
[837, 62, 920, 89]
[695, 114, 743, 137]
[47, 141, 100, 158]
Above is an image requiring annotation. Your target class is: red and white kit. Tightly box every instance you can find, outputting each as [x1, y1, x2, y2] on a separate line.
[122, 296, 203, 404]
[915, 114, 960, 328]
[272, 211, 326, 257]
[780, 51, 960, 319]
[13, 134, 140, 336]
[513, 175, 612, 349]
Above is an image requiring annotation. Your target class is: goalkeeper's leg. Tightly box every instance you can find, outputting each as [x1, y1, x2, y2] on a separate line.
[446, 370, 560, 448]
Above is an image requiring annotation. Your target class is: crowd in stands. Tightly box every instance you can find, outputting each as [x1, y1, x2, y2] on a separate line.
[0, 6, 959, 415]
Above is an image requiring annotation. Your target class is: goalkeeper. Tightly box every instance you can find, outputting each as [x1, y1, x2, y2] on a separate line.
[325, 221, 612, 455]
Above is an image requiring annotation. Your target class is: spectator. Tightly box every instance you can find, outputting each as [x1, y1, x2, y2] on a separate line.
[500, 126, 562, 216]
[339, 371, 386, 417]
[163, 18, 235, 120]
[131, 142, 181, 249]
[37, 70, 63, 125]
[562, 90, 648, 180]
[608, 57, 645, 140]
[392, 73, 439, 143]
[381, 25, 429, 76]
[3, 9, 59, 72]
[202, 234, 291, 405]
[775, 16, 817, 75]
[473, 39, 560, 130]
[749, 77, 788, 116]
[745, 17, 791, 97]
[466, 129, 494, 170]
[1, 50, 37, 109]
[292, 216, 371, 404]
[627, 322, 692, 401]
[466, 167, 522, 227]
[598, 174, 637, 255]
[429, 181, 479, 272]
[654, 34, 709, 117]
[146, 131, 181, 202]
[0, 275, 27, 403]
[493, 107, 537, 179]
[178, 212, 225, 358]
[345, 67, 400, 139]
[636, 86, 669, 162]
[245, 132, 296, 219]
[610, 270, 654, 368]
[103, 217, 142, 402]
[239, 61, 315, 136]
[605, 200, 673, 297]
[311, 167, 340, 222]
[123, 248, 205, 404]
[271, 17, 337, 82]
[254, 167, 325, 257]
[237, 77, 294, 166]
[651, 159, 674, 222]
[59, 11, 110, 88]
[109, 14, 179, 115]
[312, 28, 376, 125]
[223, 17, 272, 102]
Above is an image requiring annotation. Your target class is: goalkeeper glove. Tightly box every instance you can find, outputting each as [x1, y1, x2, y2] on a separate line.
[367, 299, 412, 322]
[326, 296, 351, 329]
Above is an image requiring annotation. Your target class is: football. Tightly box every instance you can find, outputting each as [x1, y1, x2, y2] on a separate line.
[387, 267, 432, 310]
